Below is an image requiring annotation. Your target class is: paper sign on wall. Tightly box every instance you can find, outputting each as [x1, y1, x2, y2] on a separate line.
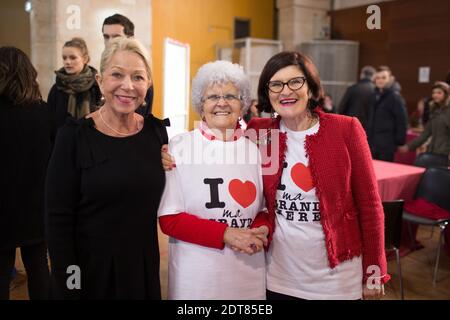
[418, 67, 430, 83]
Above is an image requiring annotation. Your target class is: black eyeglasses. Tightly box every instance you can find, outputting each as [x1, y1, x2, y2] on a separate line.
[267, 77, 307, 93]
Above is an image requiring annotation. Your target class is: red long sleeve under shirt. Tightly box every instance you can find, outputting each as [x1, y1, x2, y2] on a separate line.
[159, 211, 273, 250]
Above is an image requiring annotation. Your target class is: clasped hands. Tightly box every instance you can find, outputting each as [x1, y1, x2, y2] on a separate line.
[223, 226, 269, 255]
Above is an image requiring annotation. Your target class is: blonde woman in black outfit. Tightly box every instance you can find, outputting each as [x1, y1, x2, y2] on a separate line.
[0, 47, 52, 300]
[46, 38, 167, 299]
[47, 37, 101, 129]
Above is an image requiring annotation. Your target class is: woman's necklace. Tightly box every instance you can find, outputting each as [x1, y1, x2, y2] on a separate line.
[99, 107, 141, 136]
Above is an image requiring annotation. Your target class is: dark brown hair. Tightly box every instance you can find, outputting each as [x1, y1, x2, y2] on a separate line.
[102, 14, 135, 37]
[0, 46, 42, 106]
[257, 51, 324, 113]
[431, 81, 449, 102]
[63, 37, 90, 64]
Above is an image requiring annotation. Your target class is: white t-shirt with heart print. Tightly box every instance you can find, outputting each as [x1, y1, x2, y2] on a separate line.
[266, 120, 363, 300]
[158, 128, 266, 300]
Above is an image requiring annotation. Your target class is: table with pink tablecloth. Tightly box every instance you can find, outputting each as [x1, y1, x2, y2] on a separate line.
[373, 160, 425, 201]
[373, 160, 427, 255]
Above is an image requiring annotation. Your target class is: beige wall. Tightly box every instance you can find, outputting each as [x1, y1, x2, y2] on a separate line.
[30, 0, 151, 100]
[277, 0, 330, 50]
[0, 0, 31, 56]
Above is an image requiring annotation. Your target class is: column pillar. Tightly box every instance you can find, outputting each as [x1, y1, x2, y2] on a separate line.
[277, 0, 330, 50]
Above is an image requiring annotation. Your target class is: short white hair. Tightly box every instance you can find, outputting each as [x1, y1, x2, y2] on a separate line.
[191, 60, 252, 115]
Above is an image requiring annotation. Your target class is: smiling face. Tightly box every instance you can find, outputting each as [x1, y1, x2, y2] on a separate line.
[201, 82, 243, 133]
[268, 65, 310, 120]
[62, 46, 87, 75]
[96, 50, 150, 114]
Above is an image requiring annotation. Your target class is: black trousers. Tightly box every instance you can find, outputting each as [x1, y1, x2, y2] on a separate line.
[371, 149, 395, 162]
[0, 242, 49, 300]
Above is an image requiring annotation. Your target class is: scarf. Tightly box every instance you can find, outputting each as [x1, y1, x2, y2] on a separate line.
[55, 65, 97, 119]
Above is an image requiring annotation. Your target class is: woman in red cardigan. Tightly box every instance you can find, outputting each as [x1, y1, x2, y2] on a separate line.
[162, 52, 388, 300]
[247, 51, 388, 300]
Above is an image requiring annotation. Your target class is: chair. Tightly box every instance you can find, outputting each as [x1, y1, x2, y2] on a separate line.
[402, 167, 450, 286]
[413, 152, 449, 240]
[414, 152, 449, 169]
[383, 200, 404, 300]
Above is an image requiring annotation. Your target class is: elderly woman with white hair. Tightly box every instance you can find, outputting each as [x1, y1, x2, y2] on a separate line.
[157, 60, 271, 300]
[46, 38, 167, 299]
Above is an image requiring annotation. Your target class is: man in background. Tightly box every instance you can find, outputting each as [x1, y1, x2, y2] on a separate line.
[367, 66, 408, 162]
[338, 65, 376, 131]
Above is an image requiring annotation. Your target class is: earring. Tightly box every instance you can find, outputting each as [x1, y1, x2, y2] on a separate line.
[142, 101, 147, 107]
[271, 110, 276, 119]
[100, 95, 105, 105]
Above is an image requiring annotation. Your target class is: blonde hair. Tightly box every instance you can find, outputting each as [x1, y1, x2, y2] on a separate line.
[100, 38, 152, 83]
[63, 37, 90, 64]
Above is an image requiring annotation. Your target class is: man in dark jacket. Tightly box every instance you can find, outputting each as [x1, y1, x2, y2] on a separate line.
[338, 65, 376, 131]
[102, 14, 153, 116]
[367, 66, 408, 162]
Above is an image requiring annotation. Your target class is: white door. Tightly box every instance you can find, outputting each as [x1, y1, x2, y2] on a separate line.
[163, 38, 190, 139]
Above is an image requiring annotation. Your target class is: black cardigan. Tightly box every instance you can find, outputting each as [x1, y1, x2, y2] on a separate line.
[0, 97, 53, 250]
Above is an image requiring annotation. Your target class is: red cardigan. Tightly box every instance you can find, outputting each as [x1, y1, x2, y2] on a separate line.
[247, 110, 390, 285]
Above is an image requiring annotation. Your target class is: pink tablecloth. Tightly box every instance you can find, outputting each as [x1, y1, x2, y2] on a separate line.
[373, 160, 425, 201]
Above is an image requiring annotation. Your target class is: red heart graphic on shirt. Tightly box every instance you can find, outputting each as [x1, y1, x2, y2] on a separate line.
[291, 163, 314, 192]
[228, 179, 257, 208]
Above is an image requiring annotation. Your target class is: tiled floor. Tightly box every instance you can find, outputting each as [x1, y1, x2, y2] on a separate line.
[9, 225, 450, 300]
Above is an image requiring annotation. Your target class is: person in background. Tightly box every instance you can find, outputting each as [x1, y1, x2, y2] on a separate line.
[243, 99, 260, 123]
[388, 74, 407, 112]
[338, 65, 376, 131]
[398, 81, 450, 163]
[102, 13, 153, 116]
[158, 60, 270, 300]
[415, 95, 433, 127]
[46, 38, 166, 299]
[0, 47, 51, 300]
[47, 37, 101, 130]
[322, 93, 336, 113]
[417, 70, 450, 126]
[367, 66, 408, 162]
